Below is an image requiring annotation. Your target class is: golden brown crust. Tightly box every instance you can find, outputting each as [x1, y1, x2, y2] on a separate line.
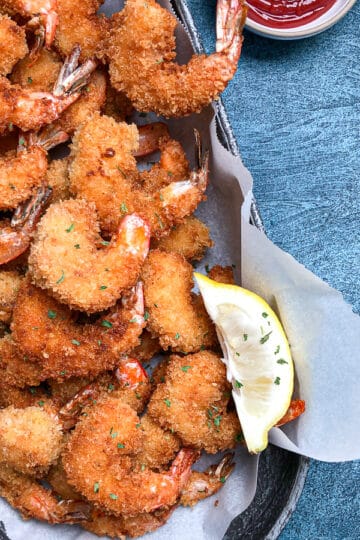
[148, 351, 241, 453]
[10, 49, 62, 92]
[0, 270, 23, 323]
[208, 265, 235, 284]
[46, 157, 71, 203]
[0, 14, 28, 76]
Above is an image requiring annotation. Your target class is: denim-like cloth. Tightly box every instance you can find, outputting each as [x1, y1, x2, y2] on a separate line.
[186, 1, 360, 538]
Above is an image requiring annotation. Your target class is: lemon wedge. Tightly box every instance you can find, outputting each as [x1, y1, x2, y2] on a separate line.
[194, 273, 294, 454]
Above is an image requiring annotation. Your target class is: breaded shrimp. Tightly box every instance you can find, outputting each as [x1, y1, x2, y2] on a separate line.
[47, 457, 82, 500]
[11, 280, 146, 379]
[0, 45, 96, 134]
[102, 82, 133, 122]
[69, 114, 208, 237]
[152, 216, 213, 261]
[63, 396, 198, 516]
[48, 376, 93, 407]
[0, 335, 45, 388]
[0, 14, 28, 76]
[10, 48, 62, 92]
[56, 70, 107, 134]
[130, 329, 161, 363]
[0, 127, 67, 211]
[136, 414, 181, 471]
[105, 0, 246, 117]
[0, 384, 48, 409]
[0, 269, 23, 323]
[0, 405, 63, 475]
[0, 183, 52, 265]
[0, 465, 90, 523]
[141, 250, 217, 353]
[55, 0, 107, 61]
[28, 199, 150, 312]
[0, 0, 58, 50]
[46, 156, 70, 202]
[148, 350, 242, 454]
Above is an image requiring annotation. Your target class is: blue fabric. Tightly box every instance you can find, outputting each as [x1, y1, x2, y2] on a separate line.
[186, 1, 360, 538]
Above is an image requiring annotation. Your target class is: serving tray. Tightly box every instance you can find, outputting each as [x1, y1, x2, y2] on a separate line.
[170, 1, 310, 538]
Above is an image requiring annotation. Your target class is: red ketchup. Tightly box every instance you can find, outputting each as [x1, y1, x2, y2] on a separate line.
[246, 0, 338, 28]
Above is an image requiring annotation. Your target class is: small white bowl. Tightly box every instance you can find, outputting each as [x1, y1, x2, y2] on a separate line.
[245, 0, 357, 39]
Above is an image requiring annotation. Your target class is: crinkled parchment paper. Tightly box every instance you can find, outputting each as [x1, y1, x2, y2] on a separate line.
[1, 0, 359, 538]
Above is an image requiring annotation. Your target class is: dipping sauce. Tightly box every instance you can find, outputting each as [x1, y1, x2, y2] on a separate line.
[246, 0, 338, 28]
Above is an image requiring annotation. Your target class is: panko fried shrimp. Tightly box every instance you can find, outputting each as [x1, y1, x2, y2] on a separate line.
[0, 183, 52, 266]
[0, 127, 67, 211]
[148, 350, 242, 454]
[0, 335, 45, 388]
[28, 199, 150, 312]
[105, 0, 246, 117]
[46, 156, 70, 203]
[0, 0, 58, 50]
[56, 70, 107, 135]
[0, 45, 96, 134]
[11, 280, 146, 379]
[63, 395, 199, 516]
[141, 250, 217, 353]
[10, 48, 62, 92]
[48, 376, 93, 407]
[134, 122, 170, 158]
[0, 384, 48, 409]
[47, 457, 82, 500]
[58, 358, 151, 429]
[0, 405, 63, 475]
[135, 414, 181, 471]
[0, 465, 90, 523]
[55, 0, 107, 61]
[152, 216, 213, 261]
[0, 14, 28, 76]
[102, 81, 133, 122]
[180, 453, 235, 507]
[69, 114, 208, 237]
[83, 506, 175, 539]
[0, 270, 23, 323]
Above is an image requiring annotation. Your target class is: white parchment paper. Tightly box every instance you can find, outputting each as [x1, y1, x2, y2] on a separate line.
[1, 0, 359, 539]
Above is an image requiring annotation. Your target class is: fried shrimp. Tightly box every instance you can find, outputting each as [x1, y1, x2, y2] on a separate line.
[0, 335, 45, 388]
[0, 405, 63, 475]
[130, 329, 161, 363]
[0, 465, 90, 523]
[28, 199, 150, 312]
[105, 0, 246, 117]
[55, 0, 107, 61]
[148, 350, 241, 453]
[0, 384, 48, 409]
[0, 14, 28, 76]
[11, 280, 146, 379]
[141, 250, 216, 353]
[63, 395, 198, 516]
[0, 0, 58, 50]
[0, 183, 52, 266]
[152, 216, 213, 261]
[0, 270, 23, 323]
[10, 48, 62, 92]
[46, 157, 70, 202]
[0, 45, 96, 134]
[207, 264, 235, 284]
[69, 114, 208, 237]
[0, 127, 67, 211]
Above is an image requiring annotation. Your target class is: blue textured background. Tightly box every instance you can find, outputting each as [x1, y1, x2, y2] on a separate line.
[186, 1, 360, 538]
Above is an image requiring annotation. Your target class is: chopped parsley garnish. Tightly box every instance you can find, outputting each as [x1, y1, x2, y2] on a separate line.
[205, 264, 210, 273]
[274, 376, 281, 385]
[213, 415, 222, 427]
[47, 310, 57, 319]
[136, 423, 141, 429]
[220, 476, 226, 483]
[141, 463, 146, 471]
[94, 482, 100, 493]
[71, 339, 81, 346]
[262, 312, 269, 318]
[29, 388, 37, 395]
[260, 331, 272, 344]
[74, 244, 80, 249]
[101, 320, 113, 328]
[65, 223, 74, 233]
[108, 383, 115, 392]
[274, 345, 280, 354]
[235, 432, 244, 443]
[144, 311, 150, 321]
[97, 340, 102, 346]
[181, 366, 191, 372]
[234, 380, 243, 388]
[100, 285, 107, 290]
[56, 270, 65, 284]
[164, 399, 171, 407]
[38, 400, 45, 407]
[243, 334, 248, 341]
[109, 493, 118, 500]
[101, 240, 110, 246]
[174, 332, 180, 340]
[277, 359, 288, 365]
[28, 77, 33, 84]
[120, 202, 128, 214]
[117, 443, 125, 449]
[19, 136, 25, 146]
[129, 317, 137, 323]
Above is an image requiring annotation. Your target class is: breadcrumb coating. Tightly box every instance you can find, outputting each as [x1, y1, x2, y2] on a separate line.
[153, 216, 212, 261]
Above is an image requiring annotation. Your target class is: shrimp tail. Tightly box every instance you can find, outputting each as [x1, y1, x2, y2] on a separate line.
[53, 45, 97, 97]
[11, 184, 52, 233]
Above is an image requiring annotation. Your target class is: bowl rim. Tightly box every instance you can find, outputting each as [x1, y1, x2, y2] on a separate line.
[244, 0, 357, 38]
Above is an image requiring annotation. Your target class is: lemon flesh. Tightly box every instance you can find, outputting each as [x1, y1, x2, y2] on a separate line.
[194, 273, 294, 454]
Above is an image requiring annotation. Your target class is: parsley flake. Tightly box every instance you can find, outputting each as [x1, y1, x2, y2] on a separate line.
[65, 223, 74, 233]
[74, 244, 80, 249]
[101, 320, 113, 328]
[120, 202, 128, 214]
[144, 311, 150, 321]
[213, 415, 222, 427]
[56, 270, 65, 284]
[108, 383, 115, 392]
[234, 380, 243, 388]
[164, 399, 171, 408]
[94, 482, 100, 493]
[274, 376, 281, 385]
[220, 476, 226, 484]
[260, 331, 272, 344]
[38, 400, 45, 407]
[117, 443, 125, 449]
[101, 240, 110, 246]
[71, 339, 81, 346]
[274, 345, 280, 354]
[262, 312, 269, 318]
[181, 366, 191, 372]
[109, 493, 118, 500]
[174, 332, 180, 340]
[100, 285, 107, 290]
[277, 359, 288, 365]
[243, 334, 248, 341]
[47, 309, 57, 319]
